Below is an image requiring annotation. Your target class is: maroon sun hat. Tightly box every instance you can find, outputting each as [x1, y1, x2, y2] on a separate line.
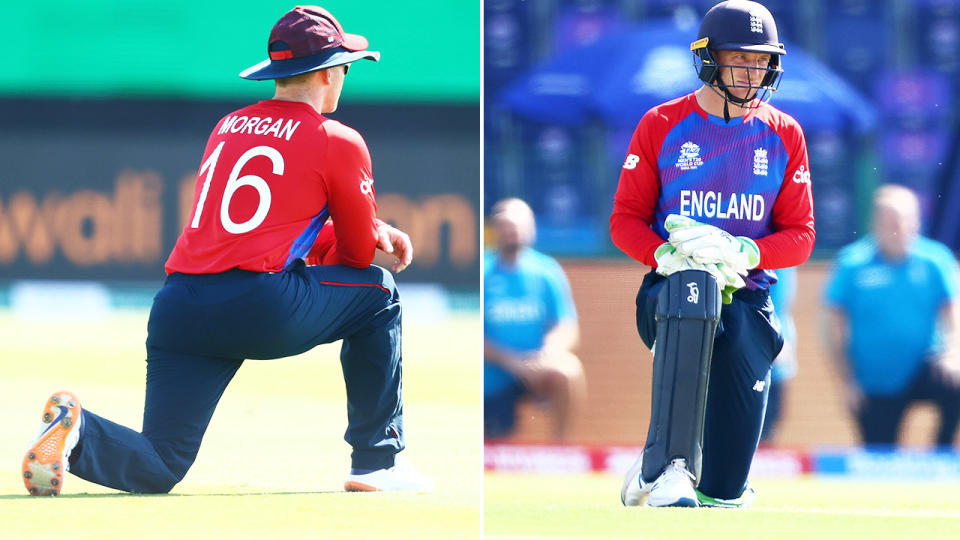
[240, 5, 380, 80]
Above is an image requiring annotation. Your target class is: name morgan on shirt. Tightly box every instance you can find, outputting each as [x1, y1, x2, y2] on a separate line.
[217, 115, 302, 141]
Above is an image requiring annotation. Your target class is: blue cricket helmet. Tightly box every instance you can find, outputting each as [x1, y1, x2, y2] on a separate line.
[691, 1, 786, 104]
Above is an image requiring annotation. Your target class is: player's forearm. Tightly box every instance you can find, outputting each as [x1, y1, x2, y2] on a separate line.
[303, 221, 337, 265]
[322, 217, 391, 267]
[611, 139, 662, 267]
[754, 224, 815, 269]
[610, 210, 663, 267]
[329, 246, 376, 267]
[328, 217, 378, 267]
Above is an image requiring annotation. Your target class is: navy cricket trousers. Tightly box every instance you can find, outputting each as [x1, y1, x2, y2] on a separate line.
[636, 271, 783, 500]
[69, 260, 404, 493]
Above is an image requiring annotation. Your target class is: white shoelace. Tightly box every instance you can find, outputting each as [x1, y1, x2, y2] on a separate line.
[662, 459, 695, 484]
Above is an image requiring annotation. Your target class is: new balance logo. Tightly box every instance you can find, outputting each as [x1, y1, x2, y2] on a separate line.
[753, 380, 766, 392]
[686, 282, 699, 304]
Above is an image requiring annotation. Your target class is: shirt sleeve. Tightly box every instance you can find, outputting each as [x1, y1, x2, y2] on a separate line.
[303, 220, 336, 266]
[320, 123, 379, 268]
[610, 110, 669, 267]
[756, 119, 816, 269]
[304, 217, 389, 266]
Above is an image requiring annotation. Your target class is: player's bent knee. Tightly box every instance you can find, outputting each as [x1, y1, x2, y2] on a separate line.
[134, 471, 181, 494]
[658, 270, 721, 317]
[369, 264, 398, 298]
[643, 269, 722, 483]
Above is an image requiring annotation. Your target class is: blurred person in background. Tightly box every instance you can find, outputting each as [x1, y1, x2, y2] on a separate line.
[760, 265, 798, 444]
[825, 184, 960, 448]
[484, 198, 586, 441]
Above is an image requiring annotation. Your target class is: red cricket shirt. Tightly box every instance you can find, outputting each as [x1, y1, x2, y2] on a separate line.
[166, 99, 379, 274]
[610, 93, 815, 287]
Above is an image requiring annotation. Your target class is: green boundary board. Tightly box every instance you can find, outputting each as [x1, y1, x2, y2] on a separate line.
[1, 1, 480, 102]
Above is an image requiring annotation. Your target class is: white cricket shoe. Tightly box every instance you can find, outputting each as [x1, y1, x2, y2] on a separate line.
[648, 458, 699, 507]
[620, 452, 651, 506]
[344, 457, 434, 492]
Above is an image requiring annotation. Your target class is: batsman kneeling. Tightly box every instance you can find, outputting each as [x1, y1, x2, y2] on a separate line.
[611, 1, 815, 508]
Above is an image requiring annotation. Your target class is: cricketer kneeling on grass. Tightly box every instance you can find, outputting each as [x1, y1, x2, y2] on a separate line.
[612, 1, 815, 508]
[22, 5, 433, 496]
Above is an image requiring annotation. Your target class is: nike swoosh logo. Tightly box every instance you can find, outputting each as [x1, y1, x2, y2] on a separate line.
[41, 405, 68, 438]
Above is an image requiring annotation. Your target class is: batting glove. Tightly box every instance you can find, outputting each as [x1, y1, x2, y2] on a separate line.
[654, 243, 743, 304]
[664, 214, 760, 274]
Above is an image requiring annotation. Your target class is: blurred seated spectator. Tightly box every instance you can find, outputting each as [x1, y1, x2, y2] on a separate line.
[484, 198, 586, 441]
[825, 184, 960, 448]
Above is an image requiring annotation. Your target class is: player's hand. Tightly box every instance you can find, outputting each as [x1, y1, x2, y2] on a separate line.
[655, 242, 721, 277]
[664, 214, 759, 273]
[654, 242, 686, 275]
[377, 223, 413, 273]
[654, 242, 743, 303]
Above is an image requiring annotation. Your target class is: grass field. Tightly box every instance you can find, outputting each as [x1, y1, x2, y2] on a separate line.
[0, 309, 482, 539]
[7, 310, 960, 539]
[485, 472, 960, 539]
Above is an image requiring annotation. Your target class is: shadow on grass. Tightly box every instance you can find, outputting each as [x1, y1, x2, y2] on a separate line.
[0, 489, 346, 500]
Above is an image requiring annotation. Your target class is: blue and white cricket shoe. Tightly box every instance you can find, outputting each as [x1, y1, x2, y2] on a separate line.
[647, 458, 699, 507]
[344, 456, 434, 492]
[620, 452, 651, 506]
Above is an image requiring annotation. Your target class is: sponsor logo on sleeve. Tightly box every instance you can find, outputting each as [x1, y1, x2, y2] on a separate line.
[792, 165, 811, 184]
[360, 173, 374, 196]
[622, 153, 640, 170]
